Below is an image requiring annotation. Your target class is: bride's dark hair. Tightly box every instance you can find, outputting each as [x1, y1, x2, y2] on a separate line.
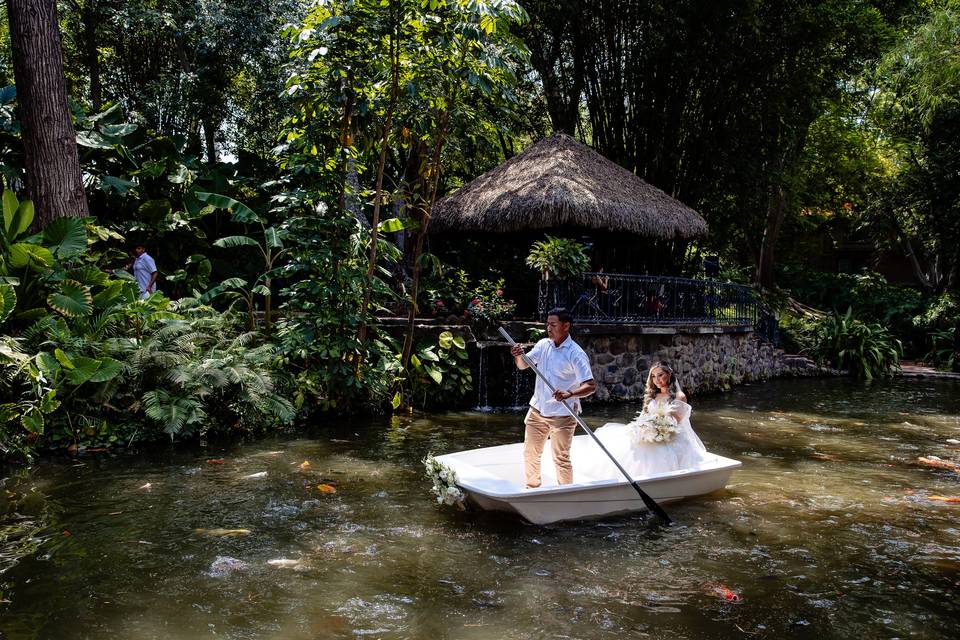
[644, 361, 682, 404]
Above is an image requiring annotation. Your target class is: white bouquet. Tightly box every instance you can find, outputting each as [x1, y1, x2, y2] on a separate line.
[629, 403, 679, 446]
[423, 454, 466, 509]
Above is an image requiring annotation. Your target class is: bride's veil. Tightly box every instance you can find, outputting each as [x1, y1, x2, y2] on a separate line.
[672, 369, 709, 456]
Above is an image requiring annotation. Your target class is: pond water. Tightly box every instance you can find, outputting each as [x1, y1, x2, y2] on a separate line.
[2, 378, 959, 639]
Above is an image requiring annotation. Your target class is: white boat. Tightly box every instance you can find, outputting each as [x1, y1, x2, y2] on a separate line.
[434, 435, 741, 525]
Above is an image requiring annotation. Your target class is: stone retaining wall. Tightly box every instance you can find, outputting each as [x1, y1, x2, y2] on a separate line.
[573, 324, 825, 401]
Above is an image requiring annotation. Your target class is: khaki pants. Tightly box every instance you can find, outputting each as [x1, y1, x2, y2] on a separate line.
[524, 408, 576, 488]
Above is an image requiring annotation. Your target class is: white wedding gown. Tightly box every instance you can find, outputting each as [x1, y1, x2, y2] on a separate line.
[577, 398, 712, 480]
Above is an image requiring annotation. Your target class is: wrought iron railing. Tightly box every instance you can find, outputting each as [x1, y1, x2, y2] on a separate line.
[538, 273, 779, 344]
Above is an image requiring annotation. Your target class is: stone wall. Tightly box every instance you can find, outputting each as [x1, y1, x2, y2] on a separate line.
[575, 324, 825, 401]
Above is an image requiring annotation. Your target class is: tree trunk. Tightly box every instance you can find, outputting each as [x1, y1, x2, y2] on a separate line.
[7, 0, 90, 226]
[754, 183, 786, 290]
[400, 113, 450, 372]
[202, 118, 218, 164]
[358, 13, 399, 346]
[82, 2, 102, 110]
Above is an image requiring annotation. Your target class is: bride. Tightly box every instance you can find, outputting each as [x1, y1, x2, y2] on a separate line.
[578, 362, 712, 479]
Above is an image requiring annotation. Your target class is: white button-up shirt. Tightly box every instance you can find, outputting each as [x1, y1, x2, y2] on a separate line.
[133, 252, 157, 298]
[525, 335, 594, 416]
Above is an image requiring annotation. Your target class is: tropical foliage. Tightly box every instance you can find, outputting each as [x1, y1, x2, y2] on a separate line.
[795, 308, 903, 379]
[2, 0, 960, 460]
[526, 236, 590, 281]
[0, 190, 293, 461]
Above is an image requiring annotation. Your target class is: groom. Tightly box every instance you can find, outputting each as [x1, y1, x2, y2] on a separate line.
[511, 307, 596, 488]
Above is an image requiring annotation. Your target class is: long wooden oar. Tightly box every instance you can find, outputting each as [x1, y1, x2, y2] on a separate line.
[498, 327, 672, 525]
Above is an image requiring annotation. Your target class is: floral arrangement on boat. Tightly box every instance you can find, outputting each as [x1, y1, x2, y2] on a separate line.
[629, 403, 678, 445]
[423, 454, 466, 509]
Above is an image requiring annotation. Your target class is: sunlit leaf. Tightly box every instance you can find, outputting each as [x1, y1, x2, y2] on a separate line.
[195, 192, 260, 223]
[21, 410, 44, 434]
[378, 217, 418, 233]
[40, 389, 60, 414]
[425, 366, 442, 384]
[76, 130, 114, 149]
[0, 283, 16, 325]
[100, 123, 138, 137]
[167, 164, 193, 185]
[264, 227, 283, 249]
[47, 280, 93, 317]
[2, 189, 18, 235]
[9, 243, 53, 270]
[36, 349, 61, 377]
[438, 330, 454, 349]
[8, 200, 34, 239]
[213, 235, 259, 248]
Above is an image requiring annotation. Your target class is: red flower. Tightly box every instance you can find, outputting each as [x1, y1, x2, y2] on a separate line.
[471, 298, 480, 305]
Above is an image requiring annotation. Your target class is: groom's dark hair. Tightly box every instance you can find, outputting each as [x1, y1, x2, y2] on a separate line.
[547, 307, 572, 324]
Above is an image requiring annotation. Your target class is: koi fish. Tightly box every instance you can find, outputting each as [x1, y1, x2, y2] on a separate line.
[927, 495, 960, 503]
[243, 472, 268, 479]
[267, 558, 302, 568]
[704, 582, 742, 602]
[194, 528, 252, 537]
[917, 456, 960, 473]
[316, 483, 337, 494]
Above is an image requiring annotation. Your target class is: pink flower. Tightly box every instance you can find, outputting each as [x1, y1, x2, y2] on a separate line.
[435, 300, 444, 306]
[496, 289, 504, 296]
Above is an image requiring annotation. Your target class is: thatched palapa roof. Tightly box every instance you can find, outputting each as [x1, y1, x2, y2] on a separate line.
[430, 133, 708, 239]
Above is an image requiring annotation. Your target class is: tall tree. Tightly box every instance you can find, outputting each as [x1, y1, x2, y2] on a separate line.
[522, 0, 900, 288]
[867, 4, 960, 292]
[6, 0, 89, 224]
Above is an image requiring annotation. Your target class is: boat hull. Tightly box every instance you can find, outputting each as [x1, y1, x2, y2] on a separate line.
[435, 436, 740, 525]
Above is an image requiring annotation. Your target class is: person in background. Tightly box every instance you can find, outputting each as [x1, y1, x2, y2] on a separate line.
[131, 243, 158, 299]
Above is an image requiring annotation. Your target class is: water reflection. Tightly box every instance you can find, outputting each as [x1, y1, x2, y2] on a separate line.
[1, 378, 958, 639]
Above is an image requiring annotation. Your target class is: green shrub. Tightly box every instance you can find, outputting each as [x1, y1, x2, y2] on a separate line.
[422, 267, 472, 317]
[779, 268, 941, 356]
[802, 308, 903, 379]
[381, 330, 473, 410]
[924, 329, 958, 371]
[466, 278, 516, 332]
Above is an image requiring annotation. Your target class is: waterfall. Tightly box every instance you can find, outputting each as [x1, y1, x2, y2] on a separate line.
[474, 342, 492, 412]
[511, 367, 525, 409]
